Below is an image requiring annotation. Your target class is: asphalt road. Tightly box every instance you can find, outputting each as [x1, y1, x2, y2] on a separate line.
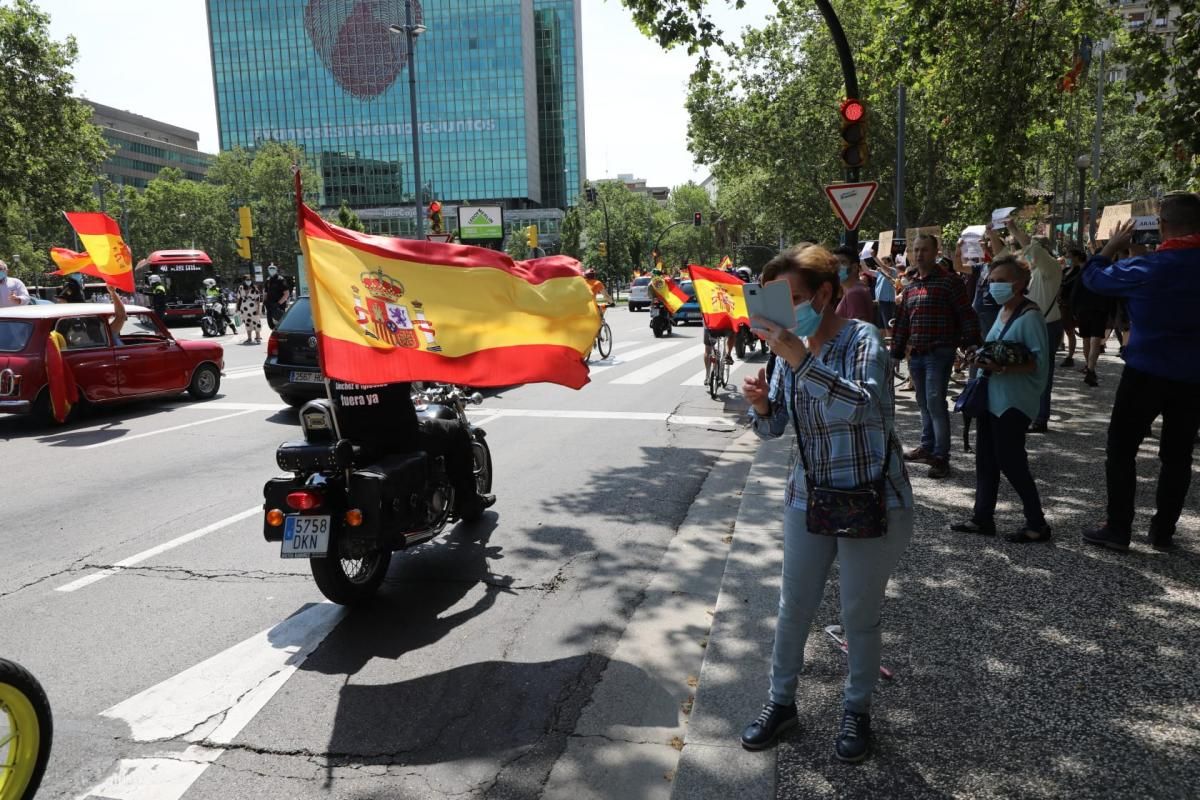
[0, 307, 761, 799]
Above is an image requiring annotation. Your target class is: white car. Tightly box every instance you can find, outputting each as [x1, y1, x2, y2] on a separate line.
[628, 276, 652, 311]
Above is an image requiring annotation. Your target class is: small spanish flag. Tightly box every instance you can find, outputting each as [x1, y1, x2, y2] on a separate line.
[717, 255, 733, 271]
[650, 275, 688, 314]
[45, 331, 79, 423]
[688, 264, 750, 332]
[62, 212, 134, 292]
[299, 203, 599, 389]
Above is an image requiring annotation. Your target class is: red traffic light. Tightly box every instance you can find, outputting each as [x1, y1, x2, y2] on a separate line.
[840, 98, 866, 123]
[693, 212, 702, 227]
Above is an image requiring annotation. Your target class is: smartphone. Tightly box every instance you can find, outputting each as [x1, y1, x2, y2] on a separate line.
[745, 279, 794, 332]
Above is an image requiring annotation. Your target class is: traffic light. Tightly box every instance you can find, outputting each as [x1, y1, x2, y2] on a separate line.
[236, 205, 253, 260]
[598, 241, 607, 258]
[236, 237, 251, 260]
[839, 98, 868, 169]
[586, 186, 598, 204]
[693, 212, 702, 227]
[428, 200, 444, 234]
[526, 224, 538, 249]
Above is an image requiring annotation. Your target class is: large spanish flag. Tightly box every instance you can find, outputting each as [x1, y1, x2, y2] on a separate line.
[649, 274, 689, 314]
[63, 212, 134, 292]
[300, 204, 599, 389]
[49, 247, 104, 281]
[688, 264, 749, 332]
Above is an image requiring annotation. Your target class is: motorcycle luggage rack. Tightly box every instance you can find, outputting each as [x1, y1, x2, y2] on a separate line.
[276, 438, 361, 472]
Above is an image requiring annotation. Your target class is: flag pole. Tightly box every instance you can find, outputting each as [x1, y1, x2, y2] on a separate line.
[295, 165, 344, 442]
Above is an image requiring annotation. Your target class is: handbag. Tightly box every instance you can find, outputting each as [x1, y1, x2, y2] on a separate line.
[954, 301, 1036, 418]
[788, 380, 894, 539]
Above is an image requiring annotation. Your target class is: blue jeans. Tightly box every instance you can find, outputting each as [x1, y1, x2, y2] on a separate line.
[1036, 320, 1064, 425]
[877, 301, 896, 331]
[909, 346, 957, 460]
[770, 506, 914, 712]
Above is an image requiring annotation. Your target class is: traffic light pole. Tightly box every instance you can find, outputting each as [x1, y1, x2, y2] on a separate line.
[814, 0, 861, 250]
[652, 221, 691, 269]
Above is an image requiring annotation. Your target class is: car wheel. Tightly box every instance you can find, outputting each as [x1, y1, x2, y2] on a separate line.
[188, 363, 221, 400]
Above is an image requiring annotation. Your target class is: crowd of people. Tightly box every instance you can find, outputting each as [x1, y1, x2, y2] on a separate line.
[737, 190, 1200, 763]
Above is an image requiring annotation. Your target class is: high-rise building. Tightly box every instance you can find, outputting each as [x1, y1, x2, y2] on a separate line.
[87, 101, 213, 189]
[205, 0, 584, 243]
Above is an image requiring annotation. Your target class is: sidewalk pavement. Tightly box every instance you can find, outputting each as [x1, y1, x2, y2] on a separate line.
[673, 350, 1200, 799]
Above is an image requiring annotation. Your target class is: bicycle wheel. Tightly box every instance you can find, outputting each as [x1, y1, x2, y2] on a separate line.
[707, 357, 721, 400]
[596, 322, 612, 360]
[0, 659, 52, 800]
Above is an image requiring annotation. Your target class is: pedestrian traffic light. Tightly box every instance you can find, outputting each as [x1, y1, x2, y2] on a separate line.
[693, 212, 702, 227]
[839, 98, 868, 169]
[526, 225, 538, 249]
[598, 241, 607, 258]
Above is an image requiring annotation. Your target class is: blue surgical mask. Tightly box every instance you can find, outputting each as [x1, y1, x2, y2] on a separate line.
[988, 282, 1015, 304]
[0, 270, 7, 281]
[793, 300, 822, 338]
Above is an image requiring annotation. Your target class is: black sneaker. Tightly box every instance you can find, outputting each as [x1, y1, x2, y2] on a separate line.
[1083, 525, 1130, 552]
[740, 702, 797, 751]
[1060, 356, 1075, 368]
[927, 458, 951, 480]
[1148, 523, 1176, 552]
[834, 709, 872, 763]
[1083, 370, 1099, 387]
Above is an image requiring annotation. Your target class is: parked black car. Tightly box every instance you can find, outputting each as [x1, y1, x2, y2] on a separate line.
[263, 297, 324, 407]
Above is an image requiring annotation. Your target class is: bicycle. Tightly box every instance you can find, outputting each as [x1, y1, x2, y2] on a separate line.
[704, 337, 730, 400]
[0, 658, 52, 800]
[586, 303, 612, 363]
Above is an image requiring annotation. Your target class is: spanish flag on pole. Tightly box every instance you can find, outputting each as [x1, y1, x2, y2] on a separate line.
[299, 203, 599, 389]
[717, 255, 733, 271]
[45, 331, 78, 423]
[688, 264, 750, 332]
[62, 212, 134, 292]
[649, 274, 689, 314]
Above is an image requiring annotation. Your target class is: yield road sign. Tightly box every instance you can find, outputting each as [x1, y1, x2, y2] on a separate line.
[824, 182, 879, 230]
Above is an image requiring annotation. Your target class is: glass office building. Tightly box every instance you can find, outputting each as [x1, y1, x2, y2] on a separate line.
[206, 0, 584, 238]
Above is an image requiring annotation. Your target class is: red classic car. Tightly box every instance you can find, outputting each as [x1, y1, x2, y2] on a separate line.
[0, 303, 224, 423]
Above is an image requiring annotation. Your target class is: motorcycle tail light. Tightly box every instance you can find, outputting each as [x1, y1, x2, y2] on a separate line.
[285, 491, 322, 511]
[267, 332, 279, 358]
[266, 509, 285, 527]
[344, 509, 363, 527]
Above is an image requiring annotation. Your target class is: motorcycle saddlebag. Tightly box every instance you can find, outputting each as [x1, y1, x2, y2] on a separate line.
[262, 475, 304, 541]
[348, 451, 430, 545]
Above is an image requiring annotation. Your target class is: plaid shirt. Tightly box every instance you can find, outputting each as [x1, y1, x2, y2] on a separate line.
[891, 268, 980, 356]
[750, 321, 912, 511]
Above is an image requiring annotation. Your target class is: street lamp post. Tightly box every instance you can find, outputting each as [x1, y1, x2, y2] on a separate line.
[390, 1, 427, 240]
[1075, 154, 1091, 248]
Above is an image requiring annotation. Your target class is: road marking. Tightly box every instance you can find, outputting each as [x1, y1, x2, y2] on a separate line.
[683, 360, 758, 387]
[588, 341, 686, 375]
[222, 369, 265, 381]
[181, 401, 289, 412]
[56, 507, 261, 593]
[479, 408, 735, 428]
[77, 410, 258, 450]
[78, 602, 346, 800]
[611, 346, 705, 385]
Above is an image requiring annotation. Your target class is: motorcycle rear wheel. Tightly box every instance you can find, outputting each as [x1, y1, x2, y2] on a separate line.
[309, 537, 390, 606]
[0, 658, 52, 800]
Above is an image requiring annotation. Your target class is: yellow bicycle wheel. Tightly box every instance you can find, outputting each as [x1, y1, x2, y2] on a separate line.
[0, 659, 52, 800]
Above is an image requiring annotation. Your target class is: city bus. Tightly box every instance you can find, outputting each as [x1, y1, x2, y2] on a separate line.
[133, 250, 216, 323]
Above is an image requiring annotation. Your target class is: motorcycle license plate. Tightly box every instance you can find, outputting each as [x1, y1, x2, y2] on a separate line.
[290, 370, 323, 384]
[281, 515, 331, 559]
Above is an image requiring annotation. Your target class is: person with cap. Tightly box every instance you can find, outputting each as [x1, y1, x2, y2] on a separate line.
[56, 273, 86, 303]
[1081, 192, 1200, 553]
[0, 259, 31, 307]
[264, 263, 291, 329]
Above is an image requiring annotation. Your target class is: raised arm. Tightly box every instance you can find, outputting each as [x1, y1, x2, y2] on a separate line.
[107, 285, 127, 336]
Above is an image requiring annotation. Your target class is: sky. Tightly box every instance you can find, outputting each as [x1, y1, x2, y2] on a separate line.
[40, 0, 775, 192]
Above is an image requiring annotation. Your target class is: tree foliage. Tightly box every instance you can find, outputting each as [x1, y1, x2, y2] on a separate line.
[0, 0, 108, 284]
[335, 199, 366, 232]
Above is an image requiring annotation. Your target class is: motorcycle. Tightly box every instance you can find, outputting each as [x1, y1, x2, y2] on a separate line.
[649, 299, 673, 338]
[734, 323, 759, 360]
[261, 384, 493, 605]
[0, 658, 53, 800]
[199, 297, 237, 337]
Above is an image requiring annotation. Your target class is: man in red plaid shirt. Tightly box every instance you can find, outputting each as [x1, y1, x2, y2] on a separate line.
[891, 234, 981, 478]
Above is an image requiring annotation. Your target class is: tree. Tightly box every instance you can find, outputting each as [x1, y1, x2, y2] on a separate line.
[560, 204, 584, 259]
[336, 199, 366, 232]
[658, 182, 717, 267]
[504, 225, 530, 260]
[0, 0, 108, 284]
[124, 168, 238, 273]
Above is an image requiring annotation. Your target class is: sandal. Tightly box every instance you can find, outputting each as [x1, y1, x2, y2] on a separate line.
[1007, 526, 1053, 543]
[950, 519, 996, 536]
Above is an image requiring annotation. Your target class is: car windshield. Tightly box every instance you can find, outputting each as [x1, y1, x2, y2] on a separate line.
[633, 277, 651, 287]
[0, 321, 33, 352]
[278, 297, 314, 333]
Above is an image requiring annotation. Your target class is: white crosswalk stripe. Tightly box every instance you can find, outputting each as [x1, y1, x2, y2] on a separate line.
[611, 346, 704, 385]
[588, 340, 687, 374]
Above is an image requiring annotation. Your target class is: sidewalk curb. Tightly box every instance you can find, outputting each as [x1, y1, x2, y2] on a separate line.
[670, 437, 792, 800]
